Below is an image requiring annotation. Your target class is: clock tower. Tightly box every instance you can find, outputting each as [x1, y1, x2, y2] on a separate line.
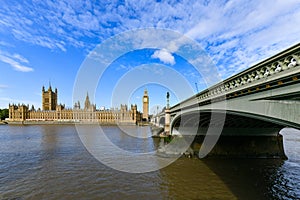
[142, 89, 149, 121]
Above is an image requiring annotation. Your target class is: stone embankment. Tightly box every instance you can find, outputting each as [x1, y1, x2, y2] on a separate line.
[0, 121, 7, 125]
[150, 124, 164, 138]
[5, 120, 136, 126]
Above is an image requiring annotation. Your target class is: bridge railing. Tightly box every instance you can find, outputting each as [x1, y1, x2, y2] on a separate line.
[171, 43, 300, 111]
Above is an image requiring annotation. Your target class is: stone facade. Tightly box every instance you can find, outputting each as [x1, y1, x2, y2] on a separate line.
[42, 85, 57, 110]
[142, 89, 149, 120]
[8, 86, 142, 124]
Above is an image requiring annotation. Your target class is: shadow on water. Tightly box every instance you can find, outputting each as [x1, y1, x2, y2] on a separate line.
[156, 127, 300, 199]
[202, 158, 285, 200]
[199, 127, 300, 200]
[155, 138, 278, 199]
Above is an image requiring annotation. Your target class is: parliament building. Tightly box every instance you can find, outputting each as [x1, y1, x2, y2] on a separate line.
[8, 85, 147, 124]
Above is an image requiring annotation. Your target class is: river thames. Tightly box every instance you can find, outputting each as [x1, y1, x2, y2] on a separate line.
[0, 125, 299, 199]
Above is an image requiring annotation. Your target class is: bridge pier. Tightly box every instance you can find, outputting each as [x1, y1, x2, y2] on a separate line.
[164, 92, 171, 135]
[191, 132, 287, 159]
[164, 108, 170, 135]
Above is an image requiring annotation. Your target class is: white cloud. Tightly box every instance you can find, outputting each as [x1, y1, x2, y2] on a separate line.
[0, 41, 14, 47]
[0, 0, 299, 79]
[116, 64, 134, 71]
[0, 51, 33, 72]
[12, 54, 29, 64]
[181, 0, 300, 79]
[151, 49, 175, 65]
[0, 85, 8, 89]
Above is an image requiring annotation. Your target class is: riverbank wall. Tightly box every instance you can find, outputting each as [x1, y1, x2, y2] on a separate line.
[6, 120, 137, 126]
[150, 124, 164, 137]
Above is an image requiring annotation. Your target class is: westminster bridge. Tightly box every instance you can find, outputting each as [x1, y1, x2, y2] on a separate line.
[152, 43, 300, 158]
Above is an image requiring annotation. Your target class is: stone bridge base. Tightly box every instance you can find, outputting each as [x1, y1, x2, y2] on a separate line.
[191, 134, 287, 159]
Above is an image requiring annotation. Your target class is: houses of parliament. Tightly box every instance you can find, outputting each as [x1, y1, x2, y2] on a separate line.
[8, 85, 149, 124]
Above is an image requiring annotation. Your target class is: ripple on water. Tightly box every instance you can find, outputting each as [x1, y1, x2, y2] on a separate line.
[0, 125, 299, 199]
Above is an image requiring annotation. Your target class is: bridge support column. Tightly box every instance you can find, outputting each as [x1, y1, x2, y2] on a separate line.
[164, 109, 170, 135]
[191, 130, 287, 159]
[164, 92, 171, 135]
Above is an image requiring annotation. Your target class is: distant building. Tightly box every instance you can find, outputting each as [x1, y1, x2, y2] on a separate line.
[42, 85, 57, 110]
[142, 89, 149, 121]
[8, 85, 142, 124]
[99, 106, 105, 111]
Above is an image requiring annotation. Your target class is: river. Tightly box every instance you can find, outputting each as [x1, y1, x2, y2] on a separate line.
[0, 125, 299, 199]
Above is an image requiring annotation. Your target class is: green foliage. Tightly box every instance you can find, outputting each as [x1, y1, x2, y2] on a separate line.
[164, 135, 173, 143]
[0, 109, 9, 120]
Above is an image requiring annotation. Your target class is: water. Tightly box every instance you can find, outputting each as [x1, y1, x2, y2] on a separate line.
[0, 125, 299, 199]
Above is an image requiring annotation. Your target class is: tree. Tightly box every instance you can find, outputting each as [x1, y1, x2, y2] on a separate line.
[0, 109, 8, 120]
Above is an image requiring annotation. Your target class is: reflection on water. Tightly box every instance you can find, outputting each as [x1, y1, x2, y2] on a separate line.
[0, 125, 299, 199]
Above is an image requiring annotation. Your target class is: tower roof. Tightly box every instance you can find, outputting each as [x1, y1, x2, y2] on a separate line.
[48, 80, 52, 91]
[85, 92, 90, 101]
[84, 92, 91, 109]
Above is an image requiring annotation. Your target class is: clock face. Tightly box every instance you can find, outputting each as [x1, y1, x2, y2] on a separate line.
[144, 97, 147, 102]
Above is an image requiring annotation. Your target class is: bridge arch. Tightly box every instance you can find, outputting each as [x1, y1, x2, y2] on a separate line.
[169, 109, 288, 158]
[170, 109, 290, 136]
[159, 116, 165, 126]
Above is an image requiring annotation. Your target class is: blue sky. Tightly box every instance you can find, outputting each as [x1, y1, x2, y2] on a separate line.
[1, 0, 300, 113]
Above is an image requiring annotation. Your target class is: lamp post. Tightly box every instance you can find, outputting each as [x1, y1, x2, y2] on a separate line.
[166, 92, 170, 109]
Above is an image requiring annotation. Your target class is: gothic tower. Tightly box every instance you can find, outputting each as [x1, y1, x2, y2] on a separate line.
[84, 92, 91, 110]
[42, 84, 57, 111]
[142, 89, 149, 121]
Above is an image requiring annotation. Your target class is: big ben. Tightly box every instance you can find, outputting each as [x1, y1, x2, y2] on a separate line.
[142, 89, 149, 121]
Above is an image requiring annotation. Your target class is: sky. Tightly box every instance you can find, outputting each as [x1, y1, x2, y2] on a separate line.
[1, 0, 300, 114]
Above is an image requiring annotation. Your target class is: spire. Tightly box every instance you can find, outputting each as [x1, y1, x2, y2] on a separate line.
[84, 92, 91, 110]
[48, 80, 52, 91]
[85, 92, 90, 103]
[78, 101, 81, 109]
